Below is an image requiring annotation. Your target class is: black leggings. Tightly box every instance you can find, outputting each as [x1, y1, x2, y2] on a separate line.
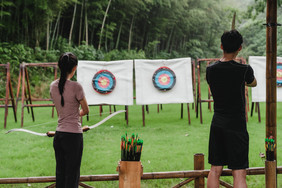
[53, 131, 83, 188]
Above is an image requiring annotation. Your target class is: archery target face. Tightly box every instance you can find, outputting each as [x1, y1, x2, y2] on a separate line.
[278, 62, 282, 87]
[152, 66, 176, 91]
[92, 70, 116, 94]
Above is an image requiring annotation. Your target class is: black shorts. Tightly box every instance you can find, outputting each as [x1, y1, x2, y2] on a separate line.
[208, 125, 249, 170]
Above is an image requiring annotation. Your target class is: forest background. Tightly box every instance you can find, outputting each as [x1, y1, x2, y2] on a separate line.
[0, 0, 282, 98]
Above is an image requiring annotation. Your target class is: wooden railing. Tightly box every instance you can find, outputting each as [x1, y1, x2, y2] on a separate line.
[0, 154, 281, 188]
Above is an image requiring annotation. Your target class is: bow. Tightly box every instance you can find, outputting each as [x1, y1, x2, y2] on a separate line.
[6, 110, 126, 137]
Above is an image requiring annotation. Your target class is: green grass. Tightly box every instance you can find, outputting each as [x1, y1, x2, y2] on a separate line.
[0, 100, 282, 187]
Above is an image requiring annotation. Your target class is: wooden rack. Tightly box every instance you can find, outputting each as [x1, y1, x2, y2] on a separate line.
[15, 62, 58, 127]
[0, 63, 17, 128]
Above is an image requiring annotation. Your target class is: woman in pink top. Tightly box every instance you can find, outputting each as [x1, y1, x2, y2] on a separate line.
[50, 52, 89, 188]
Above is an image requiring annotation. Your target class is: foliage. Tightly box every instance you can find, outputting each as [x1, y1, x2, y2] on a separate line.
[0, 0, 13, 27]
[246, 0, 282, 18]
[144, 40, 160, 59]
[0, 0, 234, 59]
[104, 49, 146, 61]
[239, 5, 282, 59]
[0, 42, 146, 97]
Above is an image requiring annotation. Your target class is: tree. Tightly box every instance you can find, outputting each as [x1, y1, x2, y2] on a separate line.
[69, 2, 77, 46]
[98, 0, 112, 50]
[0, 0, 13, 27]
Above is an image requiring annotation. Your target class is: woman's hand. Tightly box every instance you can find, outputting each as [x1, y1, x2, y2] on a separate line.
[47, 131, 56, 137]
[82, 125, 90, 132]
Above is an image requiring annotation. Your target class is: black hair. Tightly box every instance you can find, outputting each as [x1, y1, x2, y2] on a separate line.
[58, 52, 78, 106]
[221, 29, 243, 53]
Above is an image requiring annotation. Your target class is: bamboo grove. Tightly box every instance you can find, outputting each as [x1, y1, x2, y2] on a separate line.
[0, 0, 236, 57]
[0, 0, 282, 60]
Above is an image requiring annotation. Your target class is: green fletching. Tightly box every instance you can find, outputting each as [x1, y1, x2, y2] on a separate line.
[121, 132, 143, 161]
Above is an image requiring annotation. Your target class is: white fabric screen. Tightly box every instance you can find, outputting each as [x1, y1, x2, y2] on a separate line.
[135, 58, 194, 105]
[249, 56, 282, 102]
[77, 60, 134, 105]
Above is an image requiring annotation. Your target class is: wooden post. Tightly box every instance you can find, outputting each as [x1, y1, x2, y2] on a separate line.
[118, 161, 142, 188]
[21, 64, 25, 127]
[25, 68, 35, 121]
[265, 0, 277, 187]
[125, 105, 128, 125]
[265, 161, 277, 188]
[231, 12, 236, 30]
[4, 63, 10, 128]
[266, 0, 277, 159]
[142, 105, 145, 127]
[181, 103, 183, 119]
[192, 60, 196, 112]
[194, 153, 205, 188]
[187, 103, 191, 125]
[196, 61, 202, 123]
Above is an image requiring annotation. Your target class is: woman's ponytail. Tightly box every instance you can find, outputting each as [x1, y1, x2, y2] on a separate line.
[58, 70, 67, 106]
[58, 52, 78, 107]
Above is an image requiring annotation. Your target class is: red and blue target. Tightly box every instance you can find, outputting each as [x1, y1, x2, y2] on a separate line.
[92, 70, 116, 94]
[277, 63, 282, 87]
[152, 66, 176, 91]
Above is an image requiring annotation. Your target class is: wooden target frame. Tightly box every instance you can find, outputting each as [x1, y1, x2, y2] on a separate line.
[16, 62, 58, 127]
[137, 60, 194, 127]
[196, 58, 250, 124]
[0, 63, 17, 128]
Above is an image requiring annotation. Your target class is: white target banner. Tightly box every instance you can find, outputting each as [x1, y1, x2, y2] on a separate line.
[135, 58, 194, 105]
[249, 56, 282, 102]
[77, 60, 134, 105]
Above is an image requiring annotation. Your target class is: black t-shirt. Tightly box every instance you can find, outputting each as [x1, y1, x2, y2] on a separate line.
[206, 60, 255, 131]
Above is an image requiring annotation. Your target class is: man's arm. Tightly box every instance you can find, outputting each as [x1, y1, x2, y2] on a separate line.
[245, 77, 257, 87]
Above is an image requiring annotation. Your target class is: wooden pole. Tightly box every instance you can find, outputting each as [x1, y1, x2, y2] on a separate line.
[265, 0, 277, 187]
[181, 103, 183, 119]
[231, 12, 236, 30]
[194, 153, 205, 188]
[21, 64, 25, 127]
[142, 105, 145, 126]
[4, 63, 9, 128]
[187, 103, 191, 125]
[7, 64, 17, 124]
[125, 105, 128, 125]
[25, 68, 35, 122]
[15, 67, 22, 110]
[266, 161, 277, 188]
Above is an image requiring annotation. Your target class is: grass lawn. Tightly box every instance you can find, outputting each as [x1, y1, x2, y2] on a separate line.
[0, 99, 281, 187]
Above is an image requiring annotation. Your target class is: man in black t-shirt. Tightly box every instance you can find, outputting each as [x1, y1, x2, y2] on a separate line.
[206, 30, 257, 188]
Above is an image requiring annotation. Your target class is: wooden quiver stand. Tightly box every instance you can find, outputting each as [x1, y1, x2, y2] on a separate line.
[117, 161, 143, 188]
